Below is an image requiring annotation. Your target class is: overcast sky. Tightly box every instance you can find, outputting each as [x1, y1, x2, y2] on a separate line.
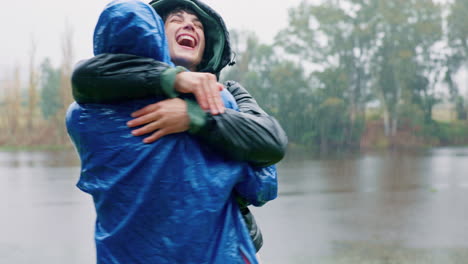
[0, 0, 308, 75]
[2, 0, 465, 92]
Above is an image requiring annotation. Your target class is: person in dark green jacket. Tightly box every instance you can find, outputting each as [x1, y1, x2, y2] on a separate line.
[71, 0, 287, 261]
[72, 0, 287, 168]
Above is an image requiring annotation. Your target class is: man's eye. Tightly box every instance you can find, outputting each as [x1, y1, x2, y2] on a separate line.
[170, 18, 183, 23]
[195, 23, 203, 29]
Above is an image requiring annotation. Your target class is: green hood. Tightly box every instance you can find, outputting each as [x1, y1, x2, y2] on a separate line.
[149, 0, 234, 75]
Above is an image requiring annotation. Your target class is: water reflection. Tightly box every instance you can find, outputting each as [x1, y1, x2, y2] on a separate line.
[278, 148, 468, 195]
[0, 150, 94, 264]
[2, 147, 468, 263]
[254, 147, 468, 264]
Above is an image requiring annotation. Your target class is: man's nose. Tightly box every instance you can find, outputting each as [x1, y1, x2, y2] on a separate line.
[183, 22, 195, 31]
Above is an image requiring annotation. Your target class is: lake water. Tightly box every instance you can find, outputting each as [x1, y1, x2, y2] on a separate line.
[1, 147, 468, 264]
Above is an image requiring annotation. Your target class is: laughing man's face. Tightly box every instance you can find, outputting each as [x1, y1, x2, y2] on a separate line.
[165, 11, 205, 71]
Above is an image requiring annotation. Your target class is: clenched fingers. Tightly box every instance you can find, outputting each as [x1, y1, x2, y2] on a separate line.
[174, 72, 225, 115]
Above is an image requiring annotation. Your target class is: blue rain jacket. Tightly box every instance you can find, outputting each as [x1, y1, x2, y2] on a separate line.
[66, 1, 277, 263]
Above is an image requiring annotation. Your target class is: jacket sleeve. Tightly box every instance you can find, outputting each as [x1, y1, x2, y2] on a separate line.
[71, 54, 288, 166]
[193, 81, 288, 167]
[234, 165, 278, 207]
[71, 53, 177, 103]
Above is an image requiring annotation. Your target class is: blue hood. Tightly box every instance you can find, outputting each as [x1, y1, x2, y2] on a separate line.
[93, 0, 173, 65]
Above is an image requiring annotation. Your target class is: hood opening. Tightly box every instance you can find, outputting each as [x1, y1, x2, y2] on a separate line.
[150, 0, 232, 74]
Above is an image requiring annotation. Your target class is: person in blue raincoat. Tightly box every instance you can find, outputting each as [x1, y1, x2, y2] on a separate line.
[66, 0, 286, 263]
[92, 0, 267, 247]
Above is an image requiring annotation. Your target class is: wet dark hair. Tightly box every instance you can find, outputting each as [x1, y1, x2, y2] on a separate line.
[161, 6, 199, 23]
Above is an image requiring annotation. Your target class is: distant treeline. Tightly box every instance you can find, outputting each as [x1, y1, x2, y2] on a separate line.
[1, 0, 468, 151]
[0, 28, 74, 148]
[222, 0, 468, 151]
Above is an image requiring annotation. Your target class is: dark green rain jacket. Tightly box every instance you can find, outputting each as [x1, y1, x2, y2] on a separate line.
[72, 0, 288, 167]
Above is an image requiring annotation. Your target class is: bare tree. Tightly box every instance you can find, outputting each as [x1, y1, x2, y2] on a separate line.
[57, 22, 75, 144]
[3, 66, 22, 144]
[60, 22, 74, 106]
[27, 38, 39, 131]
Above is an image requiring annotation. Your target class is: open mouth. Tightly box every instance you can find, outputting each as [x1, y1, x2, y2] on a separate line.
[176, 34, 197, 48]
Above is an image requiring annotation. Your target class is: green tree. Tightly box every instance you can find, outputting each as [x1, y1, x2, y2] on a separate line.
[224, 30, 363, 151]
[276, 0, 374, 125]
[447, 0, 468, 63]
[371, 0, 442, 134]
[311, 67, 364, 149]
[445, 0, 468, 120]
[277, 0, 443, 137]
[223, 31, 314, 146]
